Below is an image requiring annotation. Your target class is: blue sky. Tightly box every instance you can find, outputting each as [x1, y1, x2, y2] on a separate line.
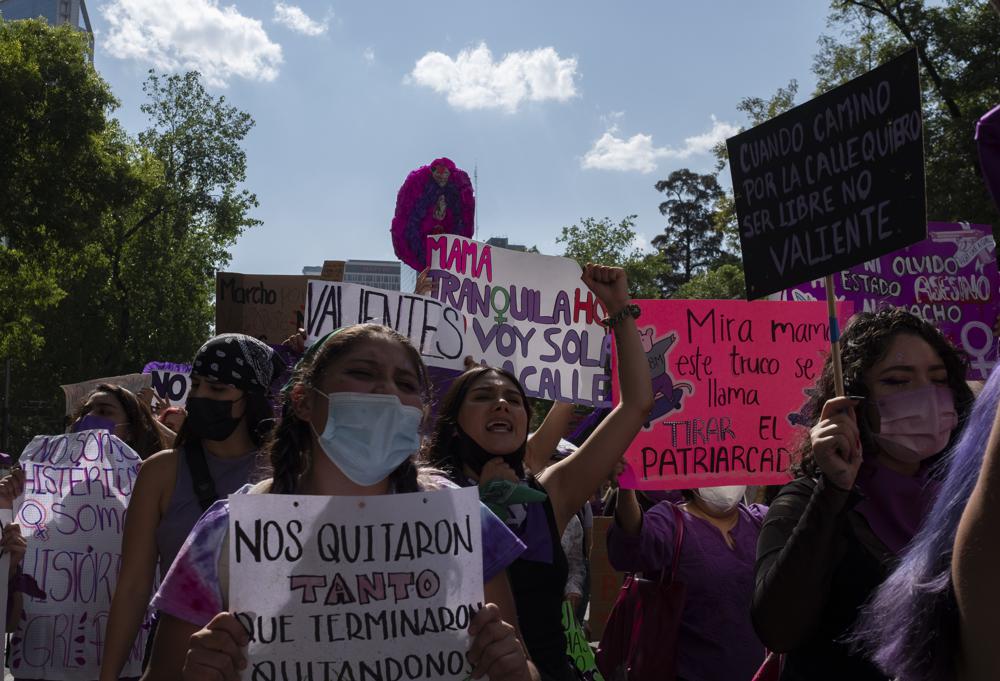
[89, 0, 833, 275]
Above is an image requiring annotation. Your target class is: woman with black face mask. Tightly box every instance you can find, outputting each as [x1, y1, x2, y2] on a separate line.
[99, 334, 282, 681]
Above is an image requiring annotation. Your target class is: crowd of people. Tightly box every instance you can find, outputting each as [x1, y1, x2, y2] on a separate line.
[0, 260, 999, 681]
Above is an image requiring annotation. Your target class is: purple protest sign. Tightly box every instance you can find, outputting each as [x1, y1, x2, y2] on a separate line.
[142, 361, 192, 406]
[775, 222, 1000, 379]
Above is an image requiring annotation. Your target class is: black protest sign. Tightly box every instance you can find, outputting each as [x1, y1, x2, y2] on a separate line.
[728, 49, 926, 300]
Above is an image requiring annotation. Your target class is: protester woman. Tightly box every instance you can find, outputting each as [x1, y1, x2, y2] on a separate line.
[850, 361, 998, 681]
[608, 485, 767, 680]
[427, 265, 653, 681]
[70, 383, 167, 459]
[752, 308, 974, 680]
[0, 469, 29, 633]
[99, 334, 281, 681]
[142, 324, 535, 681]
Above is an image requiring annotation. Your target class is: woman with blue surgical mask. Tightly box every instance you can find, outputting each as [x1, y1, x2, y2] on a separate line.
[752, 309, 974, 681]
[144, 324, 536, 681]
[608, 483, 768, 681]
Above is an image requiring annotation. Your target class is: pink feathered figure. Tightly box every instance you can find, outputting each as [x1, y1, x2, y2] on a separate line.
[390, 157, 476, 271]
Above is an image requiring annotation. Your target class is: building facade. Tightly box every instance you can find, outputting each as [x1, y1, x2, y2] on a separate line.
[0, 0, 93, 53]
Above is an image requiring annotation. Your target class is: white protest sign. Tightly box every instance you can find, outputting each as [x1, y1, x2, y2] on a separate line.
[427, 236, 612, 406]
[60, 373, 152, 416]
[144, 362, 192, 406]
[229, 486, 483, 681]
[12, 431, 144, 679]
[0, 509, 10, 640]
[304, 279, 466, 370]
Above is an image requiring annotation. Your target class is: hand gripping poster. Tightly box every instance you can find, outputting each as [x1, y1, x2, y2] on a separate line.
[12, 430, 144, 679]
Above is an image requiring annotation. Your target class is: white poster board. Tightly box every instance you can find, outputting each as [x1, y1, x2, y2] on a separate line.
[60, 373, 152, 416]
[228, 486, 483, 680]
[11, 431, 144, 678]
[0, 508, 10, 640]
[427, 235, 612, 406]
[304, 280, 466, 370]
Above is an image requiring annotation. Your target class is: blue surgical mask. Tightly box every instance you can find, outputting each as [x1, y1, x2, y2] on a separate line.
[310, 391, 423, 486]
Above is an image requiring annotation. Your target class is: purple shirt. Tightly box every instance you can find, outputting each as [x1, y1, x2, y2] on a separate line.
[607, 502, 767, 681]
[855, 461, 939, 555]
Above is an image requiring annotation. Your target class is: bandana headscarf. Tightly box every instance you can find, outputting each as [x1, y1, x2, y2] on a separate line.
[192, 333, 280, 394]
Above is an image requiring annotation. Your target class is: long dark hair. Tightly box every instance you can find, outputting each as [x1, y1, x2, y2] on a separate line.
[259, 324, 438, 494]
[792, 308, 974, 478]
[70, 383, 166, 459]
[424, 365, 532, 481]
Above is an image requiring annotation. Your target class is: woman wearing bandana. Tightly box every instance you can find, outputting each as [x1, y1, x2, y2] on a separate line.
[99, 334, 282, 681]
[752, 309, 974, 681]
[427, 264, 653, 681]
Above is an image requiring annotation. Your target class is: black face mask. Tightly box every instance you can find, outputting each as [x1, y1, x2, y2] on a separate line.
[454, 425, 526, 479]
[185, 397, 243, 442]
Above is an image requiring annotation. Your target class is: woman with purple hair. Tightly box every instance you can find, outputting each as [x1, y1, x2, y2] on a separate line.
[852, 361, 1000, 681]
[752, 308, 974, 681]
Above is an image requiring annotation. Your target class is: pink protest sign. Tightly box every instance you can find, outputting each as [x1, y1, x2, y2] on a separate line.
[615, 299, 848, 490]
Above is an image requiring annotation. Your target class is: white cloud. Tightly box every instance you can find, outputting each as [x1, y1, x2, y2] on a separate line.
[582, 115, 738, 173]
[101, 0, 282, 88]
[273, 2, 329, 36]
[363, 47, 375, 64]
[408, 42, 578, 113]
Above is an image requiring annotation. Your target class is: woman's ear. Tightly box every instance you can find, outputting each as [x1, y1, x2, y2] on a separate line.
[290, 384, 315, 422]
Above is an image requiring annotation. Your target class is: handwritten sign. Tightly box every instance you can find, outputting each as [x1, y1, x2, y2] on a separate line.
[217, 271, 338, 344]
[12, 431, 144, 679]
[60, 373, 152, 416]
[142, 362, 192, 406]
[0, 509, 10, 640]
[728, 49, 926, 299]
[427, 235, 611, 406]
[228, 487, 483, 681]
[304, 280, 465, 370]
[614, 300, 845, 489]
[563, 600, 605, 679]
[776, 222, 1000, 380]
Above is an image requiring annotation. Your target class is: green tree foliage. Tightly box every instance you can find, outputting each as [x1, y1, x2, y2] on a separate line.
[1, 20, 259, 450]
[557, 216, 667, 299]
[651, 170, 733, 296]
[811, 0, 1000, 224]
[0, 20, 120, 361]
[671, 264, 746, 300]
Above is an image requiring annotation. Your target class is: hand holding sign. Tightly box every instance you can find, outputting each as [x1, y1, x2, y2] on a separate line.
[466, 603, 532, 681]
[0, 468, 25, 509]
[183, 611, 250, 681]
[810, 397, 863, 491]
[1, 522, 26, 576]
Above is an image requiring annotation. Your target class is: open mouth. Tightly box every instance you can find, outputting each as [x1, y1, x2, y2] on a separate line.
[486, 419, 513, 433]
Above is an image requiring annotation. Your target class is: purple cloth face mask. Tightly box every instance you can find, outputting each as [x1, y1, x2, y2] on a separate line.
[70, 415, 118, 434]
[873, 384, 958, 463]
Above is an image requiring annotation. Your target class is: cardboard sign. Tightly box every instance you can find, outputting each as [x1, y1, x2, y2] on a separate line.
[614, 300, 845, 489]
[216, 271, 340, 344]
[588, 516, 623, 642]
[142, 362, 192, 406]
[60, 373, 152, 416]
[228, 487, 483, 681]
[427, 235, 612, 407]
[776, 222, 1000, 379]
[728, 49, 926, 299]
[563, 600, 605, 680]
[12, 431, 144, 679]
[304, 280, 465, 370]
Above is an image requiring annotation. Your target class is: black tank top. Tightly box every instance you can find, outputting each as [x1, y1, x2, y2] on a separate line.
[506, 477, 573, 681]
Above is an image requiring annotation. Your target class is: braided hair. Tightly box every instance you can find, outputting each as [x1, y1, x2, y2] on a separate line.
[258, 324, 439, 494]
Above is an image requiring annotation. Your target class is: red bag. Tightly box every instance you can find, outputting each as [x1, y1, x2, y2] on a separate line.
[595, 504, 686, 681]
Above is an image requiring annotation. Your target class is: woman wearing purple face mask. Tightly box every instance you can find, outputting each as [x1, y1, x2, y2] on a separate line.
[752, 308, 974, 681]
[609, 483, 768, 681]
